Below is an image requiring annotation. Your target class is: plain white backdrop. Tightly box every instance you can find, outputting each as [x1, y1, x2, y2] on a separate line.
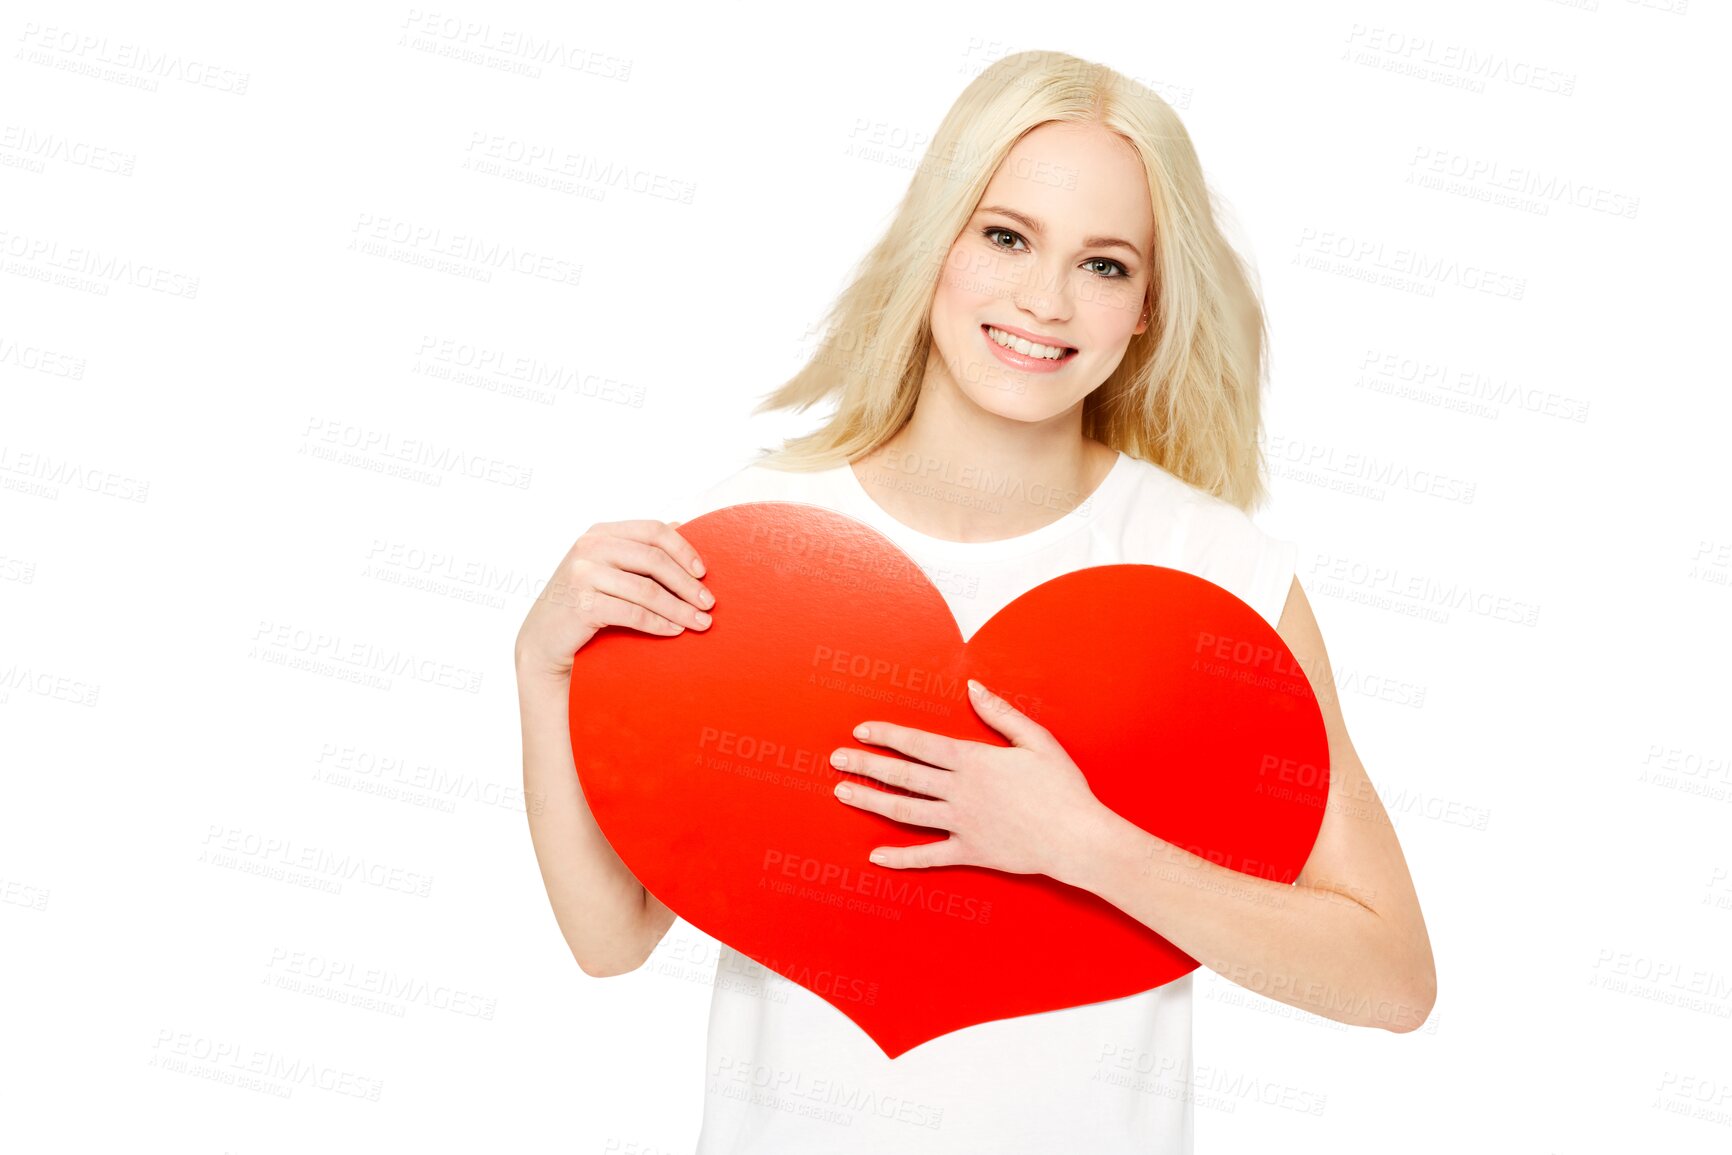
[4, 0, 1729, 1151]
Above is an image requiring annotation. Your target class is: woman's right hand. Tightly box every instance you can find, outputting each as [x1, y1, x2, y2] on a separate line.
[514, 519, 715, 681]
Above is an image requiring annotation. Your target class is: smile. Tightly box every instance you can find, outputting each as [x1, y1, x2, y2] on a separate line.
[980, 324, 1078, 372]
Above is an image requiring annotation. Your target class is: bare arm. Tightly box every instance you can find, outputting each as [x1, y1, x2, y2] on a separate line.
[519, 663, 678, 977]
[1060, 577, 1437, 1031]
[516, 519, 714, 978]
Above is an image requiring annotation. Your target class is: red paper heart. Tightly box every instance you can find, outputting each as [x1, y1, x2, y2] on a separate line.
[569, 501, 1329, 1058]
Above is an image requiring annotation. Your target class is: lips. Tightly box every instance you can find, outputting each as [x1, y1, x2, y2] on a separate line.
[982, 323, 1075, 354]
[979, 324, 1078, 372]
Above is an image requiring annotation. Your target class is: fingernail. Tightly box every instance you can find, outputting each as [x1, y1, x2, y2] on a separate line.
[968, 679, 985, 696]
[695, 611, 711, 627]
[690, 558, 705, 577]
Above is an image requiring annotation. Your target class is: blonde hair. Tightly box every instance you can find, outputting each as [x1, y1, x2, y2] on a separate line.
[748, 50, 1275, 513]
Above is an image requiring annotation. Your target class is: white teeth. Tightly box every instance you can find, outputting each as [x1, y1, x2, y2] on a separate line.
[986, 326, 1069, 360]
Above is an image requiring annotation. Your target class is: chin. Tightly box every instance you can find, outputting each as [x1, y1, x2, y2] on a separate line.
[935, 327, 1092, 414]
[958, 381, 1079, 424]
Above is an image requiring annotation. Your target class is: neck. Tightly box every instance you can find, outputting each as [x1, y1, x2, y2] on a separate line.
[850, 361, 1115, 543]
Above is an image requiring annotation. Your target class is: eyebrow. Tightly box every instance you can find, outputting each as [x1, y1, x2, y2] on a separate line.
[976, 204, 1144, 260]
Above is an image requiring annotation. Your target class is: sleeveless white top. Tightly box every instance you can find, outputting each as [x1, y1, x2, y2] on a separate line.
[667, 449, 1298, 1154]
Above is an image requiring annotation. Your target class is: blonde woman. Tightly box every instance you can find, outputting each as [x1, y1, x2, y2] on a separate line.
[518, 49, 1436, 1153]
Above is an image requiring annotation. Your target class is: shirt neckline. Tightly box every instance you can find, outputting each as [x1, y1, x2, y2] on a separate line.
[828, 449, 1136, 562]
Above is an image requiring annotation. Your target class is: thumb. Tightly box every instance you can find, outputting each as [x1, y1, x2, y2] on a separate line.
[967, 679, 1053, 749]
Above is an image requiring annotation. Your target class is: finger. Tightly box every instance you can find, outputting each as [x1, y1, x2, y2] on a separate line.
[576, 587, 688, 636]
[655, 519, 706, 578]
[593, 520, 711, 603]
[833, 780, 951, 832]
[582, 562, 715, 631]
[587, 534, 715, 620]
[832, 746, 951, 801]
[869, 836, 965, 870]
[966, 679, 1053, 750]
[853, 718, 972, 772]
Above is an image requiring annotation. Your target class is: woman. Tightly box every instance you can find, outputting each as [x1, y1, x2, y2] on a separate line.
[517, 49, 1435, 1152]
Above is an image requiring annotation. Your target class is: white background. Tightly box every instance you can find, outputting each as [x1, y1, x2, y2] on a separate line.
[4, 1, 1730, 1151]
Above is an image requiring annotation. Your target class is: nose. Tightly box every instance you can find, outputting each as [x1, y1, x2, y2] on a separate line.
[1010, 258, 1074, 325]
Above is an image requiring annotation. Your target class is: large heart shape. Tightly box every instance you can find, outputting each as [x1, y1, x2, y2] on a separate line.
[569, 501, 1329, 1058]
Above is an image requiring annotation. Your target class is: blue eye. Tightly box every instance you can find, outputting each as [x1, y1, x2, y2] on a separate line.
[982, 227, 1129, 278]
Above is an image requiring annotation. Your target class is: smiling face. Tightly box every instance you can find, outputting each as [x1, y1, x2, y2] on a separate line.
[926, 120, 1156, 423]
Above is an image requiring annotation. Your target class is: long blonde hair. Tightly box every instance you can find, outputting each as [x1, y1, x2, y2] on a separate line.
[748, 49, 1275, 513]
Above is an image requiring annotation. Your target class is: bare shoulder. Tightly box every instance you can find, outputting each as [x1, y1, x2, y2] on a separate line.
[1274, 575, 1312, 653]
[1273, 577, 1348, 766]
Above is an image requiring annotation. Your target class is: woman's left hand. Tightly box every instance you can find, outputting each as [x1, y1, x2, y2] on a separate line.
[829, 678, 1107, 877]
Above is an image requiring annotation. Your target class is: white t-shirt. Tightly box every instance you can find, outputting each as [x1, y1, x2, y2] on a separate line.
[667, 448, 1298, 1154]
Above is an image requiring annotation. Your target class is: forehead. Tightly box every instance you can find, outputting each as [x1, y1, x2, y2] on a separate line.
[979, 121, 1154, 244]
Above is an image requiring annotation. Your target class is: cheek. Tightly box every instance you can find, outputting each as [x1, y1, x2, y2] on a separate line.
[1076, 276, 1141, 317]
[1077, 281, 1145, 339]
[938, 241, 1013, 309]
